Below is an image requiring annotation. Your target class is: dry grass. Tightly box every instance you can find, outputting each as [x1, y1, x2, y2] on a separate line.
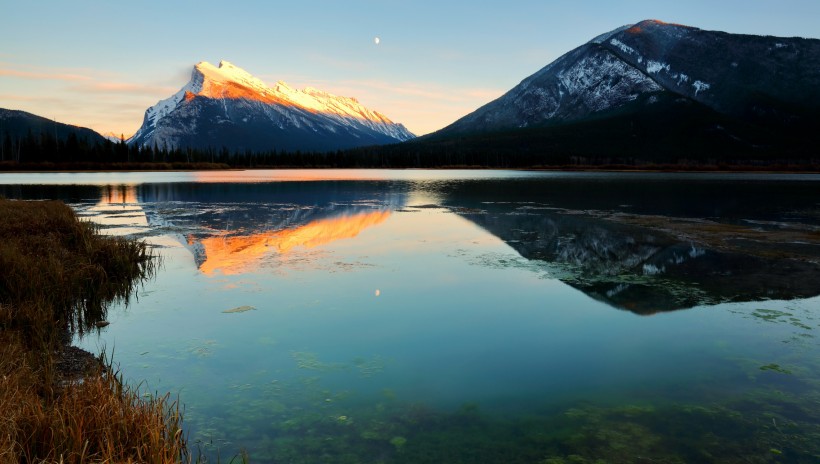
[0, 199, 156, 346]
[0, 199, 189, 463]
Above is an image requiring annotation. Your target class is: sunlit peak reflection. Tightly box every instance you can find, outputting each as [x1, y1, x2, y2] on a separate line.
[81, 185, 149, 235]
[197, 210, 391, 275]
[98, 184, 138, 205]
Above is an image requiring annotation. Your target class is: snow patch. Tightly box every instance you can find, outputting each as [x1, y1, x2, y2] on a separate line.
[692, 80, 711, 95]
[548, 50, 662, 115]
[646, 60, 671, 74]
[775, 43, 787, 49]
[609, 38, 636, 55]
[606, 283, 630, 298]
[688, 245, 706, 258]
[642, 264, 665, 275]
[676, 73, 689, 85]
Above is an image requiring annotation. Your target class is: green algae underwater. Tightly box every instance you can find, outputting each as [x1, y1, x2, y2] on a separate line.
[184, 305, 820, 464]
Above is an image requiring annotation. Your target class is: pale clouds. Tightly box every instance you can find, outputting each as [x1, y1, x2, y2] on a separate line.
[0, 62, 174, 135]
[1, 61, 505, 136]
[0, 68, 91, 82]
[272, 77, 504, 135]
[69, 82, 177, 96]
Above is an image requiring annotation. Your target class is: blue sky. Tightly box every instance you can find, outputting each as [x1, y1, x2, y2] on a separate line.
[1, 0, 818, 136]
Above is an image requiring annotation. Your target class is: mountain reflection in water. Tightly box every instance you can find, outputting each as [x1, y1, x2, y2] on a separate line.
[453, 206, 820, 313]
[2, 171, 820, 462]
[194, 210, 391, 275]
[433, 177, 820, 314]
[3, 173, 819, 315]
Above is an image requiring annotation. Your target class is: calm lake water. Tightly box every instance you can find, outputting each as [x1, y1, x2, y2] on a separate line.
[2, 170, 820, 463]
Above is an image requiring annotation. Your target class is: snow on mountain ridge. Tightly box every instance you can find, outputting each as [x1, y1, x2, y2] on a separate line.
[434, 19, 820, 143]
[190, 61, 397, 125]
[129, 60, 414, 150]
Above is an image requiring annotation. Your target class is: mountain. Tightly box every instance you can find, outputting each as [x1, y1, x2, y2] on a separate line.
[0, 108, 106, 145]
[101, 131, 129, 143]
[129, 61, 414, 152]
[422, 20, 820, 163]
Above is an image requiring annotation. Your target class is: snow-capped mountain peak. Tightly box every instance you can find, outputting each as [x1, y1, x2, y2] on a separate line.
[194, 61, 270, 97]
[129, 60, 414, 151]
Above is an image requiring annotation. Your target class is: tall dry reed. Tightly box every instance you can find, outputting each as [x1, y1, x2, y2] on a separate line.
[0, 199, 189, 463]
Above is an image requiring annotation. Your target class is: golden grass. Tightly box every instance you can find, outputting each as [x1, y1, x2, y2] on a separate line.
[0, 199, 189, 463]
[0, 199, 156, 345]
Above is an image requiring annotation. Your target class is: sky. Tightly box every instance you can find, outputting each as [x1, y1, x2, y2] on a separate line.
[1, 0, 819, 137]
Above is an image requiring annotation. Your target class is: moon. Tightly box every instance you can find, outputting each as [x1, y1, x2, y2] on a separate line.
[374, 37, 380, 45]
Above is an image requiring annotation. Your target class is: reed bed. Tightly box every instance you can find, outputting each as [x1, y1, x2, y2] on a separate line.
[0, 198, 189, 463]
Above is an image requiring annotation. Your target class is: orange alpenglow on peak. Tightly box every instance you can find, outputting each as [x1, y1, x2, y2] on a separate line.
[627, 19, 693, 33]
[128, 59, 414, 151]
[197, 210, 391, 275]
[185, 60, 395, 124]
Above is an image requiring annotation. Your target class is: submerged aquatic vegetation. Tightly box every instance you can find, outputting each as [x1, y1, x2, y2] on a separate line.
[183, 355, 820, 464]
[760, 363, 793, 374]
[222, 305, 257, 314]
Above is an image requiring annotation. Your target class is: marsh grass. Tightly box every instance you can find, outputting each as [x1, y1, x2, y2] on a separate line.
[0, 198, 157, 344]
[0, 199, 189, 462]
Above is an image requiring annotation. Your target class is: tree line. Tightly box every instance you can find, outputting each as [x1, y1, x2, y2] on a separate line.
[2, 126, 819, 171]
[0, 128, 546, 169]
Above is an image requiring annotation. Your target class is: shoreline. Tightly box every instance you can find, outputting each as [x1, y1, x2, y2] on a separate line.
[0, 199, 189, 462]
[1, 162, 820, 174]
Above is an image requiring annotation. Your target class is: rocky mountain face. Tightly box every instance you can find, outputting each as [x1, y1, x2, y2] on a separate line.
[129, 61, 414, 152]
[426, 20, 820, 160]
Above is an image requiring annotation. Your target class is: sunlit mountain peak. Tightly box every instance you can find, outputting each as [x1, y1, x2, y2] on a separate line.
[128, 59, 414, 151]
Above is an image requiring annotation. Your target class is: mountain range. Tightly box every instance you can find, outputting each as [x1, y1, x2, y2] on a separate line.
[2, 20, 819, 164]
[128, 61, 414, 152]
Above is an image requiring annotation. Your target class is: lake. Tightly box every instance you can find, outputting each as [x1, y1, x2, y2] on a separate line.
[2, 169, 819, 463]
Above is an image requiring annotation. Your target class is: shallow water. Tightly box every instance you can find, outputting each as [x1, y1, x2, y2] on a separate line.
[2, 170, 819, 463]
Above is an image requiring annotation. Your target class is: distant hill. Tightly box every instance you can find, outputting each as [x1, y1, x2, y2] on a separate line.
[128, 60, 415, 152]
[0, 108, 106, 145]
[0, 108, 110, 164]
[415, 20, 820, 164]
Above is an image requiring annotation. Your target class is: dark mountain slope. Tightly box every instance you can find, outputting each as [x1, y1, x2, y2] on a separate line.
[0, 108, 109, 163]
[0, 108, 106, 145]
[415, 20, 820, 164]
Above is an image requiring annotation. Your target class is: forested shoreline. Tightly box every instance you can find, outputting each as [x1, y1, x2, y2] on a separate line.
[2, 127, 818, 171]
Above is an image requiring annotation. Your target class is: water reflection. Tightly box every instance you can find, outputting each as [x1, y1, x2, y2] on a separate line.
[99, 184, 138, 204]
[195, 210, 391, 275]
[452, 205, 820, 313]
[431, 177, 820, 313]
[3, 174, 819, 313]
[73, 184, 151, 236]
[2, 171, 819, 462]
[134, 181, 407, 275]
